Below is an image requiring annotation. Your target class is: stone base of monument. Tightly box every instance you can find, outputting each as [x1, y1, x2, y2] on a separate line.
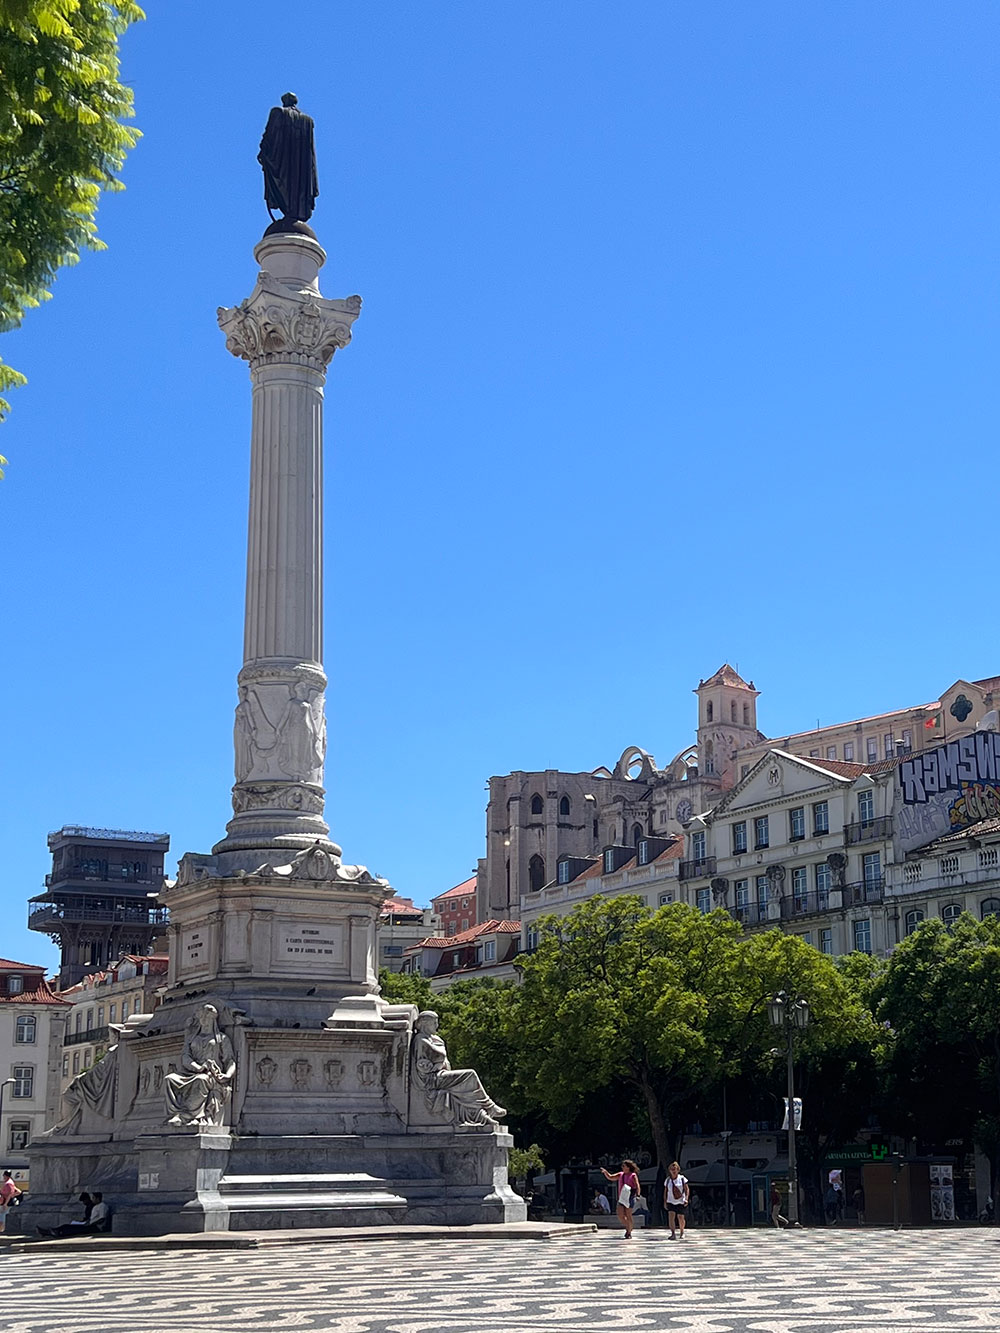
[20, 1129, 522, 1236]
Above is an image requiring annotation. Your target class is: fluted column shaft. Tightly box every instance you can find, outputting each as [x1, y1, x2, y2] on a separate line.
[212, 231, 361, 871]
[245, 362, 325, 666]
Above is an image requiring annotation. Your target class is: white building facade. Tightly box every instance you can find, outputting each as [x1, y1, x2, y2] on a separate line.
[1, 957, 70, 1188]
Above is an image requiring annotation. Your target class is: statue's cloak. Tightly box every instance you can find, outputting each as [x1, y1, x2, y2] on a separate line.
[258, 106, 319, 222]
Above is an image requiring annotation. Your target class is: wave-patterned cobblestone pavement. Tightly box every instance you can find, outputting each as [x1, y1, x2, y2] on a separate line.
[4, 1229, 1000, 1333]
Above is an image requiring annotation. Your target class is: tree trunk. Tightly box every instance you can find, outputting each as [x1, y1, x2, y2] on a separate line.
[639, 1076, 672, 1168]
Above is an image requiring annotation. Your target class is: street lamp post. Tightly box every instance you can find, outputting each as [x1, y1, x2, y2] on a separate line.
[0, 1077, 15, 1165]
[768, 992, 810, 1226]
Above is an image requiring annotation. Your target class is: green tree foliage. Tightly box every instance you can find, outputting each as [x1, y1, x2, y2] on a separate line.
[507, 897, 879, 1169]
[0, 1, 142, 420]
[875, 913, 1000, 1190]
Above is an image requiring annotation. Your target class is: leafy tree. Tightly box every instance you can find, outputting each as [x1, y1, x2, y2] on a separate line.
[875, 913, 1000, 1195]
[0, 1, 142, 420]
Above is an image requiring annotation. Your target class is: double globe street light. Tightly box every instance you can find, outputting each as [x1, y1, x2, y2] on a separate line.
[768, 991, 810, 1226]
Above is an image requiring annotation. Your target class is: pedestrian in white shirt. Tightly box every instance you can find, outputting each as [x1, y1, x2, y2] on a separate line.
[663, 1161, 690, 1239]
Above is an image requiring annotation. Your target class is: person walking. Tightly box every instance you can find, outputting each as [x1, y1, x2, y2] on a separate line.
[852, 1184, 865, 1226]
[664, 1161, 690, 1239]
[601, 1160, 641, 1239]
[0, 1170, 22, 1232]
[770, 1183, 789, 1228]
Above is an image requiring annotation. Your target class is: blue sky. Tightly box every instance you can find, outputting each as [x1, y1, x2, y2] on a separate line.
[1, 2, 997, 972]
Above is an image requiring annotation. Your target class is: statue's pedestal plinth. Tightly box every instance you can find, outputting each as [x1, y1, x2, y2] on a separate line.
[20, 861, 525, 1235]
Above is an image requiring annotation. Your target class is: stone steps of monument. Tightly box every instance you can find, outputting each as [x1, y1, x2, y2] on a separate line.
[219, 1172, 400, 1197]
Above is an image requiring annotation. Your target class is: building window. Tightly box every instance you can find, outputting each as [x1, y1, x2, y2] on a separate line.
[706, 701, 714, 722]
[826, 746, 837, 760]
[732, 821, 747, 854]
[72, 1051, 80, 1075]
[109, 1004, 116, 1023]
[15, 1016, 36, 1045]
[9, 1121, 30, 1151]
[530, 793, 544, 816]
[853, 919, 872, 954]
[942, 903, 962, 929]
[460, 919, 469, 931]
[559, 795, 571, 818]
[121, 1000, 129, 1021]
[863, 852, 881, 887]
[858, 788, 874, 825]
[844, 742, 854, 761]
[603, 849, 615, 875]
[789, 808, 805, 841]
[884, 733, 894, 758]
[484, 940, 496, 962]
[696, 888, 711, 914]
[904, 909, 925, 936]
[809, 749, 819, 758]
[815, 862, 831, 905]
[691, 830, 706, 861]
[730, 701, 737, 723]
[452, 953, 461, 970]
[97, 1006, 105, 1027]
[658, 810, 668, 827]
[62, 1054, 69, 1078]
[866, 738, 878, 762]
[86, 1008, 94, 1030]
[981, 898, 1000, 920]
[754, 816, 769, 849]
[557, 860, 571, 885]
[658, 893, 673, 907]
[756, 874, 769, 907]
[526, 928, 539, 952]
[528, 854, 546, 892]
[704, 741, 715, 775]
[813, 802, 829, 835]
[461, 898, 469, 909]
[792, 866, 808, 908]
[820, 928, 833, 955]
[11, 1066, 33, 1098]
[7, 976, 23, 995]
[901, 730, 912, 753]
[799, 932, 812, 947]
[734, 879, 750, 910]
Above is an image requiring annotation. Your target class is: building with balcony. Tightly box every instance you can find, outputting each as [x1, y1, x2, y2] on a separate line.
[1, 957, 70, 1189]
[57, 954, 169, 1095]
[28, 827, 170, 988]
[478, 665, 1000, 953]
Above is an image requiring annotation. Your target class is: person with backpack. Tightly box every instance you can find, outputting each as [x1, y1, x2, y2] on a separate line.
[601, 1159, 641, 1239]
[664, 1161, 690, 1239]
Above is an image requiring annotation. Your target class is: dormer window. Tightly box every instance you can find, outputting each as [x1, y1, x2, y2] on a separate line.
[603, 848, 615, 874]
[638, 840, 649, 865]
[484, 940, 496, 962]
[7, 975, 23, 995]
[557, 860, 571, 885]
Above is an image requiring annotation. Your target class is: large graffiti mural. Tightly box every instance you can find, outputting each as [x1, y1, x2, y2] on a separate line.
[895, 731, 1000, 853]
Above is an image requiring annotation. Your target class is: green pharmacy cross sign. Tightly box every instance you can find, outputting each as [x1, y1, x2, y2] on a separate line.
[825, 1143, 890, 1164]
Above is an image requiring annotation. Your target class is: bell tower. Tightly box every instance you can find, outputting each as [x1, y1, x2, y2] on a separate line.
[695, 665, 760, 790]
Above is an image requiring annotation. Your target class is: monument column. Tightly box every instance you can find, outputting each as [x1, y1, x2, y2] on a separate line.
[213, 232, 361, 873]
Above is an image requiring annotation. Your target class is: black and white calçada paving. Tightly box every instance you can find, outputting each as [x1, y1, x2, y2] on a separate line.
[3, 1228, 1000, 1333]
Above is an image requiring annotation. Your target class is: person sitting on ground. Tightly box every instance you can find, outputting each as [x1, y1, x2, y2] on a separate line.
[37, 1191, 110, 1238]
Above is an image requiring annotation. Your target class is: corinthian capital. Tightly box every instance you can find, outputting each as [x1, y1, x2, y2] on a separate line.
[218, 271, 361, 371]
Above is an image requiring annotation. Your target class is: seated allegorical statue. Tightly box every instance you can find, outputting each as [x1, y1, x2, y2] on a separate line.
[164, 1004, 236, 1127]
[411, 1010, 506, 1129]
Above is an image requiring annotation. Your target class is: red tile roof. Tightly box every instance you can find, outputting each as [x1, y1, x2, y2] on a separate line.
[789, 753, 903, 780]
[381, 897, 425, 918]
[0, 958, 45, 971]
[2, 976, 71, 1006]
[408, 918, 521, 950]
[701, 663, 755, 690]
[432, 876, 476, 903]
